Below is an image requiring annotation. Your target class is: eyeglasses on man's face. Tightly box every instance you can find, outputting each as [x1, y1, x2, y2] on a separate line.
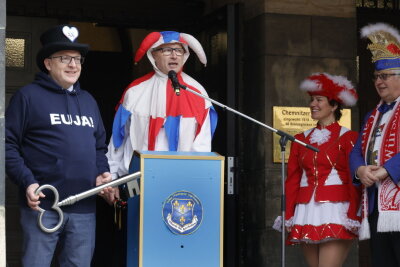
[373, 73, 400, 81]
[153, 47, 185, 56]
[48, 55, 85, 65]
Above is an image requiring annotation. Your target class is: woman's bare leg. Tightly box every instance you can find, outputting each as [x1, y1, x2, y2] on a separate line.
[318, 240, 353, 267]
[301, 243, 319, 267]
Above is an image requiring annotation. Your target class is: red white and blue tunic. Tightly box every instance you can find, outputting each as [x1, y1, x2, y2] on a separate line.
[107, 58, 217, 178]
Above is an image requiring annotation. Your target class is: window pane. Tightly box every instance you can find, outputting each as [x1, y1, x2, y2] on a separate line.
[6, 38, 25, 68]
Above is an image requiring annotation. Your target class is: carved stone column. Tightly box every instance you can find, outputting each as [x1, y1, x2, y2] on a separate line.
[0, 0, 6, 265]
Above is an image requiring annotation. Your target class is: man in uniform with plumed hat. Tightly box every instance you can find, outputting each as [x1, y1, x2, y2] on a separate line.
[350, 23, 400, 266]
[107, 31, 218, 190]
[6, 24, 112, 266]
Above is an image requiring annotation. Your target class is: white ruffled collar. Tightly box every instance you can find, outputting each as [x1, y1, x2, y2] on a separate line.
[309, 128, 331, 145]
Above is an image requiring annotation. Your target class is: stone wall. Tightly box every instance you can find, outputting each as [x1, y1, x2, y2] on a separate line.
[0, 0, 6, 265]
[237, 0, 359, 266]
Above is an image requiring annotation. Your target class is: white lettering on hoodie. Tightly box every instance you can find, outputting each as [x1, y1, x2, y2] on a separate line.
[50, 113, 94, 128]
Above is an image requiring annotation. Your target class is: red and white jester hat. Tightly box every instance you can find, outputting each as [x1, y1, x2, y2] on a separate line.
[299, 73, 358, 106]
[134, 31, 207, 67]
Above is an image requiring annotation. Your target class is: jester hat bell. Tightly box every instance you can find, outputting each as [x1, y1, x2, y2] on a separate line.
[299, 73, 358, 106]
[36, 25, 89, 72]
[361, 23, 400, 71]
[134, 31, 207, 68]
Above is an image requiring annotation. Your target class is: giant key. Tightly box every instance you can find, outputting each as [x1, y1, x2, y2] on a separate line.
[34, 171, 141, 233]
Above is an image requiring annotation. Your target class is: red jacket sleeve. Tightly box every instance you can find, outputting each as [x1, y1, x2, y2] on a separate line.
[343, 131, 362, 221]
[285, 134, 304, 220]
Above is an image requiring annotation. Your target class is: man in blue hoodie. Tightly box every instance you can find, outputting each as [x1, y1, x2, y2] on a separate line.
[6, 24, 112, 267]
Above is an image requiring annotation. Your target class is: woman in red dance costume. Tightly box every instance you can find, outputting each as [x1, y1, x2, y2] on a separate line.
[285, 73, 361, 267]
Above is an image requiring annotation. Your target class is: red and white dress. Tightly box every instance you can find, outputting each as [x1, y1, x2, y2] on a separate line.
[285, 122, 361, 244]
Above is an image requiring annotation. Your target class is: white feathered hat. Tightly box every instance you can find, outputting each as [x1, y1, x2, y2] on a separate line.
[299, 73, 358, 106]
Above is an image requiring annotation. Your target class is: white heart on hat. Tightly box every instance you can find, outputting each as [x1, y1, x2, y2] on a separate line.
[62, 26, 79, 42]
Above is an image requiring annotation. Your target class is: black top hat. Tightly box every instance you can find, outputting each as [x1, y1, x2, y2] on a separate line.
[36, 24, 89, 72]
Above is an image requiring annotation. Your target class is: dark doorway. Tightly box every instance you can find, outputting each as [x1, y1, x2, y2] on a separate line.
[80, 51, 133, 267]
[80, 51, 133, 142]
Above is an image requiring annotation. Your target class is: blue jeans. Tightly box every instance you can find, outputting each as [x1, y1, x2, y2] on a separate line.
[20, 207, 96, 267]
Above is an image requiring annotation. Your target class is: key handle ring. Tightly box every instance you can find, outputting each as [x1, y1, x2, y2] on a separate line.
[35, 184, 64, 233]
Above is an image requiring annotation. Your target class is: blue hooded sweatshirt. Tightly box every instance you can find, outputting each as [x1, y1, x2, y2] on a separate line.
[6, 72, 109, 213]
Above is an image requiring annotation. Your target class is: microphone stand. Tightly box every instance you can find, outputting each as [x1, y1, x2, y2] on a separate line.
[175, 82, 319, 267]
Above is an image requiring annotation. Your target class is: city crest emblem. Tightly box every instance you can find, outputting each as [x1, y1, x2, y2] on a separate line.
[162, 191, 203, 235]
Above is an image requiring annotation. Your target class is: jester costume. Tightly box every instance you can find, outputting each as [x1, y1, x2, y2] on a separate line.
[107, 31, 217, 178]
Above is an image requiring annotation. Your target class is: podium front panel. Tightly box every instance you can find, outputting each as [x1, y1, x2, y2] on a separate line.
[127, 151, 224, 267]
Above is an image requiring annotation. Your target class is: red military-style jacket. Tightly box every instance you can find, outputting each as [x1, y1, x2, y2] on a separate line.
[285, 122, 361, 222]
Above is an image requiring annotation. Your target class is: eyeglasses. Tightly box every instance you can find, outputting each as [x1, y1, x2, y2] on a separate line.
[373, 73, 400, 81]
[48, 55, 85, 65]
[153, 47, 185, 56]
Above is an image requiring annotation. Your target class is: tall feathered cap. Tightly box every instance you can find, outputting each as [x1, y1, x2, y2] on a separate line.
[134, 31, 207, 66]
[361, 23, 400, 71]
[299, 73, 358, 106]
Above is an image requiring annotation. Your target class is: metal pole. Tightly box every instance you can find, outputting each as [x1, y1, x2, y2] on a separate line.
[279, 136, 289, 267]
[281, 149, 286, 267]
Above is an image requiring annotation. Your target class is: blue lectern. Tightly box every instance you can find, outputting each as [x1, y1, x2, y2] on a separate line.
[126, 151, 225, 267]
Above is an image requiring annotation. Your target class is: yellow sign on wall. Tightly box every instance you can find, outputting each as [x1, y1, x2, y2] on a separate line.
[273, 106, 351, 163]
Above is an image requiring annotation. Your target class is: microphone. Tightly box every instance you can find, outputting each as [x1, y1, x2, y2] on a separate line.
[168, 70, 181, 96]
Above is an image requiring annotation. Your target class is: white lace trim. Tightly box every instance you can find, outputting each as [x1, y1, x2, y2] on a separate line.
[272, 216, 282, 232]
[272, 216, 294, 232]
[310, 128, 331, 145]
[273, 216, 359, 234]
[344, 218, 361, 234]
